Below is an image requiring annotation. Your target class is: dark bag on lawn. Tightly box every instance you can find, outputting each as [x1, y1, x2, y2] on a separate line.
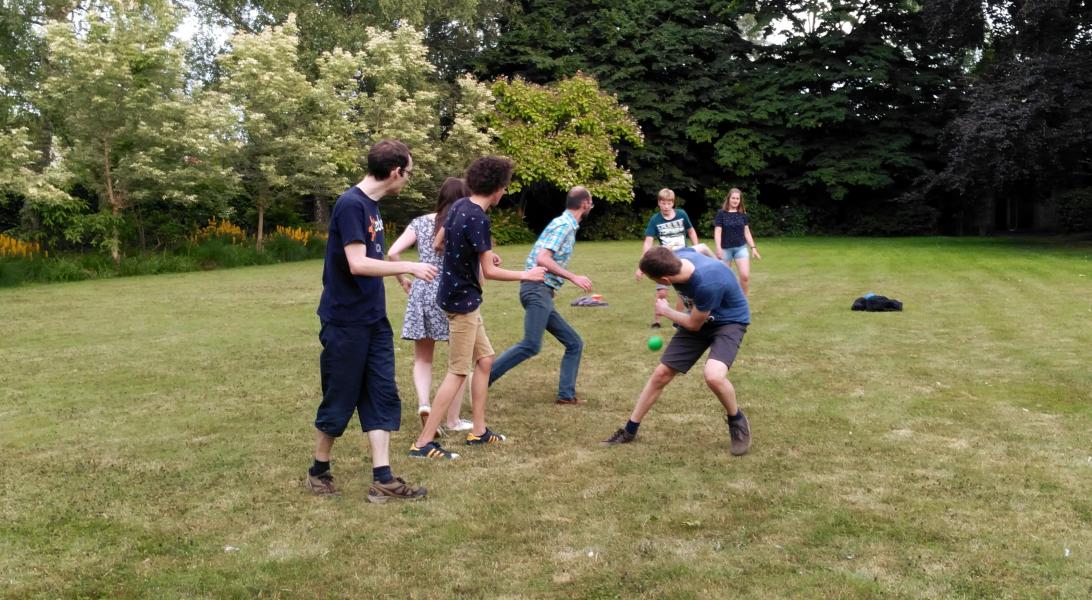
[851, 295, 903, 312]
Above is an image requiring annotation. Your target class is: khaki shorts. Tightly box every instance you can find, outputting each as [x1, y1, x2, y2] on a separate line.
[446, 309, 495, 375]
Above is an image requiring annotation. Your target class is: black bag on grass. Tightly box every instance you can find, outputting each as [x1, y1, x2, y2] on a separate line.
[851, 294, 903, 312]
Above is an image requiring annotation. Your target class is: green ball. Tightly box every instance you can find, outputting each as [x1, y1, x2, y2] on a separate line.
[648, 335, 663, 351]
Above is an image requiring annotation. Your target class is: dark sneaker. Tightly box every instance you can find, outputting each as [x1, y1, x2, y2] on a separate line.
[556, 396, 585, 405]
[409, 441, 460, 460]
[650, 322, 662, 329]
[367, 477, 427, 504]
[727, 411, 752, 456]
[466, 428, 506, 445]
[601, 428, 636, 445]
[306, 471, 339, 496]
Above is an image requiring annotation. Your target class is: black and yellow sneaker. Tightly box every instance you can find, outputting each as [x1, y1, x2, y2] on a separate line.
[465, 428, 506, 445]
[409, 441, 460, 460]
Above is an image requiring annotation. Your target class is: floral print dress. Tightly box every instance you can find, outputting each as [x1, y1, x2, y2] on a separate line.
[400, 214, 450, 341]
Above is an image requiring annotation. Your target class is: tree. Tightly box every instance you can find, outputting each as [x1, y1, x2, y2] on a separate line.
[478, 0, 751, 196]
[0, 67, 70, 208]
[491, 74, 643, 209]
[928, 0, 1092, 233]
[41, 0, 239, 260]
[685, 1, 962, 232]
[218, 16, 341, 249]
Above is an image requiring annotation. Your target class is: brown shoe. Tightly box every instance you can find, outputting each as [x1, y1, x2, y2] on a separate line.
[306, 471, 339, 496]
[367, 477, 427, 504]
[556, 396, 585, 405]
[727, 411, 751, 456]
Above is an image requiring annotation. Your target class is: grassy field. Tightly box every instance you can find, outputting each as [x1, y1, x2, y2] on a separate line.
[2, 237, 1090, 599]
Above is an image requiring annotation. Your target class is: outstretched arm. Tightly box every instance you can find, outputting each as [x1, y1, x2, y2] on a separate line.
[536, 249, 592, 291]
[634, 236, 655, 279]
[480, 251, 545, 282]
[387, 226, 419, 293]
[345, 242, 436, 281]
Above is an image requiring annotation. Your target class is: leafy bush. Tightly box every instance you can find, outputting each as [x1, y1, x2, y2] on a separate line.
[697, 200, 810, 238]
[1056, 188, 1092, 233]
[579, 204, 646, 240]
[489, 208, 536, 245]
[844, 201, 938, 236]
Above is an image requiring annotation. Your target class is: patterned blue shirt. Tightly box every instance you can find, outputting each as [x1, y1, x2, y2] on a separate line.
[524, 210, 579, 290]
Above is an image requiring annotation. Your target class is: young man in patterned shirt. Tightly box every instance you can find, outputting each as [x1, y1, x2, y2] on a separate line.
[409, 156, 546, 460]
[489, 186, 596, 404]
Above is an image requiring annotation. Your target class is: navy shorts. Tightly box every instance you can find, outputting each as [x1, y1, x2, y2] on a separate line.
[315, 318, 401, 436]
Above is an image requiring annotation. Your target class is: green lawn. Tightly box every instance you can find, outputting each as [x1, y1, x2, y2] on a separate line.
[2, 237, 1090, 599]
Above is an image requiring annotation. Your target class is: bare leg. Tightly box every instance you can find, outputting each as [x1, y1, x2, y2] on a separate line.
[653, 288, 668, 325]
[412, 339, 436, 410]
[470, 355, 494, 436]
[366, 429, 390, 468]
[446, 373, 469, 427]
[415, 372, 466, 447]
[734, 258, 751, 296]
[703, 359, 739, 416]
[313, 429, 335, 461]
[627, 363, 679, 423]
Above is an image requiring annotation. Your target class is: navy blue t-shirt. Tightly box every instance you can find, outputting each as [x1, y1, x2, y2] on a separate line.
[672, 247, 750, 326]
[714, 210, 749, 248]
[437, 198, 492, 313]
[317, 186, 387, 325]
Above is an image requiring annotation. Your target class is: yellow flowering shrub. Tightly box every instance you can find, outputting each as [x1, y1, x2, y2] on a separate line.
[192, 218, 247, 244]
[0, 234, 43, 259]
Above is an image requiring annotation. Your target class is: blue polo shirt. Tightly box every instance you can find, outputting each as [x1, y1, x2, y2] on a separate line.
[437, 197, 493, 313]
[672, 247, 750, 326]
[317, 186, 387, 325]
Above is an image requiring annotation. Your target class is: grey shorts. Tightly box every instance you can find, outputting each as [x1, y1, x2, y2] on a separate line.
[660, 322, 747, 374]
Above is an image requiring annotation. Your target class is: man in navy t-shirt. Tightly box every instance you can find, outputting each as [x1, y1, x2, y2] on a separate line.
[306, 139, 439, 502]
[409, 156, 546, 460]
[603, 244, 754, 457]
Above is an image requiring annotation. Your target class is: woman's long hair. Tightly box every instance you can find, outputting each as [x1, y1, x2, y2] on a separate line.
[721, 188, 747, 214]
[435, 177, 470, 227]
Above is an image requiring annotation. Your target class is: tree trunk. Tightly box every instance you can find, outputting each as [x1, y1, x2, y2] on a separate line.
[256, 200, 265, 251]
[135, 205, 146, 251]
[314, 195, 329, 228]
[103, 141, 121, 266]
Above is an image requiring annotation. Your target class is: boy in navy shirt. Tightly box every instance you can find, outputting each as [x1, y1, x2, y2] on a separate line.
[410, 156, 546, 460]
[604, 245, 753, 456]
[307, 140, 439, 502]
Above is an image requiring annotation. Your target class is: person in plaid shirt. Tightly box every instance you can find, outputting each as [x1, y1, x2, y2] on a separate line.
[489, 186, 596, 404]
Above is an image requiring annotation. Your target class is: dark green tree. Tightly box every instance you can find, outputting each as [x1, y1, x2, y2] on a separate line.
[686, 1, 964, 233]
[477, 0, 752, 197]
[928, 0, 1092, 233]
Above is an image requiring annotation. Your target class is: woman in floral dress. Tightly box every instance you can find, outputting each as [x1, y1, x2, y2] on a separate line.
[388, 177, 471, 433]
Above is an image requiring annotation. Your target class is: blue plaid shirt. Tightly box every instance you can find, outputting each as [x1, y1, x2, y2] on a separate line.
[524, 211, 579, 290]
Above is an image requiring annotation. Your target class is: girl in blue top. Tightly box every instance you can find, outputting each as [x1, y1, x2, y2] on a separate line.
[713, 188, 761, 296]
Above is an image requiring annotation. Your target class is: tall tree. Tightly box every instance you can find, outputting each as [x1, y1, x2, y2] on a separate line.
[929, 0, 1092, 233]
[218, 15, 340, 249]
[687, 1, 962, 231]
[41, 0, 239, 261]
[478, 0, 751, 196]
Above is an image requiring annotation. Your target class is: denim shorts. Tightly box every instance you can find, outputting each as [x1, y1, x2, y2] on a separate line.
[722, 244, 750, 262]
